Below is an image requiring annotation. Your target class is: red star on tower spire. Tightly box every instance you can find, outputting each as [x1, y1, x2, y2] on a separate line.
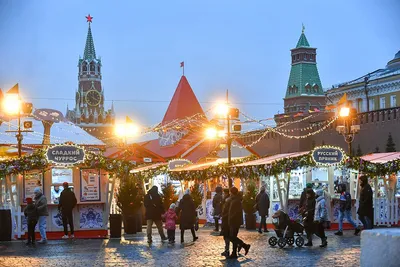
[86, 14, 93, 23]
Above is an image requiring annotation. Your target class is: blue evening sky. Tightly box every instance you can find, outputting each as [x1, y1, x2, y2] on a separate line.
[0, 0, 399, 128]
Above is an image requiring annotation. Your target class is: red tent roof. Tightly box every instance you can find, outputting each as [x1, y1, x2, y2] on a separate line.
[162, 75, 205, 125]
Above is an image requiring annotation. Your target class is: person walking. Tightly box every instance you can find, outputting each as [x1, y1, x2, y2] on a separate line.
[334, 183, 361, 236]
[220, 188, 231, 257]
[144, 186, 167, 243]
[34, 187, 48, 244]
[303, 188, 316, 246]
[314, 189, 328, 248]
[212, 186, 223, 232]
[255, 186, 270, 233]
[357, 176, 373, 230]
[24, 197, 37, 245]
[178, 189, 198, 243]
[59, 182, 77, 239]
[228, 187, 250, 259]
[162, 203, 178, 244]
[322, 184, 332, 229]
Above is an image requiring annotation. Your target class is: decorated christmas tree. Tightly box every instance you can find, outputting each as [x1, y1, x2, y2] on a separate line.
[242, 180, 257, 215]
[161, 182, 179, 211]
[190, 183, 203, 209]
[386, 132, 396, 152]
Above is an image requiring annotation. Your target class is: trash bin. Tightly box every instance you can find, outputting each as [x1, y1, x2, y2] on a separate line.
[0, 209, 12, 241]
[109, 214, 122, 238]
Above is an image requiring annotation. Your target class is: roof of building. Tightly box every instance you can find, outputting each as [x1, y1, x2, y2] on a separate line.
[0, 117, 104, 146]
[328, 49, 400, 93]
[161, 75, 205, 125]
[296, 32, 310, 48]
[285, 62, 324, 98]
[83, 23, 96, 60]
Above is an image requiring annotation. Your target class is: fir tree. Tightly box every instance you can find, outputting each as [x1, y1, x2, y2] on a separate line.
[160, 183, 179, 211]
[374, 146, 380, 153]
[386, 132, 396, 152]
[242, 180, 257, 215]
[190, 183, 203, 209]
[356, 144, 363, 156]
[116, 178, 143, 215]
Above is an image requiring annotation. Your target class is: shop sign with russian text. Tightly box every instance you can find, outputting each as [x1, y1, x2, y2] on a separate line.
[46, 145, 85, 165]
[312, 146, 345, 166]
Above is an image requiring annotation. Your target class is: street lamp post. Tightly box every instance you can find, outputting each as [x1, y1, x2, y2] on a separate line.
[3, 84, 33, 158]
[337, 106, 360, 155]
[206, 91, 240, 188]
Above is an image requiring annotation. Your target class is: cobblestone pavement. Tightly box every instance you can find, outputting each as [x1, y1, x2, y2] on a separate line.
[0, 228, 360, 267]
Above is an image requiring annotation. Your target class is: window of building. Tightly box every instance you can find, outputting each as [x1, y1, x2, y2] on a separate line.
[369, 98, 375, 111]
[390, 95, 397, 108]
[357, 99, 363, 113]
[380, 97, 386, 109]
[51, 168, 74, 204]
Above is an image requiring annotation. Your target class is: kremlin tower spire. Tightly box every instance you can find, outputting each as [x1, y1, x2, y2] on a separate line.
[83, 14, 96, 60]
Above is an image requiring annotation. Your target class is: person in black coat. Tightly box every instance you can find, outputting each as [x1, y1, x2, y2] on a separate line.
[299, 183, 313, 213]
[178, 190, 198, 243]
[255, 186, 270, 233]
[228, 187, 250, 259]
[303, 188, 316, 246]
[357, 176, 373, 230]
[220, 188, 231, 257]
[59, 182, 77, 239]
[213, 186, 223, 232]
[144, 186, 167, 243]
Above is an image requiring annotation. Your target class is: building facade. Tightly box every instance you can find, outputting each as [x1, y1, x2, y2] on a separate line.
[66, 15, 115, 141]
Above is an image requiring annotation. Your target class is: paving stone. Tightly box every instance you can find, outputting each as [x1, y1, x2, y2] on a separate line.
[0, 228, 360, 267]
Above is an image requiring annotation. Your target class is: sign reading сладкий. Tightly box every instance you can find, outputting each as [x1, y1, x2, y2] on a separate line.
[46, 145, 85, 165]
[312, 146, 346, 166]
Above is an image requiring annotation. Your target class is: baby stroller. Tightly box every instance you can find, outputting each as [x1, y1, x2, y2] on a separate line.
[268, 210, 305, 248]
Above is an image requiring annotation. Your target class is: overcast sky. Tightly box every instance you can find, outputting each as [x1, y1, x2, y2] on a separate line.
[0, 0, 399, 128]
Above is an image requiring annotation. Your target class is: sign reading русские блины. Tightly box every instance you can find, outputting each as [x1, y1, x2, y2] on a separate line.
[46, 145, 86, 165]
[311, 146, 346, 166]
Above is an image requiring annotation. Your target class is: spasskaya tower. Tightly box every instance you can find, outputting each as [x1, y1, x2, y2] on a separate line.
[66, 14, 115, 141]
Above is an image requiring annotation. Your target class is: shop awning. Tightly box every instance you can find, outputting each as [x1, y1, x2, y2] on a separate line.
[360, 152, 400, 163]
[171, 157, 246, 172]
[235, 151, 310, 167]
[130, 163, 168, 173]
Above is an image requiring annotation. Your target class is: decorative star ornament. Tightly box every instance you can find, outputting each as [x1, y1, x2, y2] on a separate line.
[86, 14, 93, 23]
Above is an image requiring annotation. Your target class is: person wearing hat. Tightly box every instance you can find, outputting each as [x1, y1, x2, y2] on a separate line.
[255, 186, 270, 233]
[34, 187, 48, 244]
[59, 182, 77, 239]
[24, 197, 38, 245]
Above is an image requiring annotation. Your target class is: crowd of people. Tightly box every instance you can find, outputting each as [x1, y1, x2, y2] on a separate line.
[23, 182, 77, 245]
[23, 175, 374, 259]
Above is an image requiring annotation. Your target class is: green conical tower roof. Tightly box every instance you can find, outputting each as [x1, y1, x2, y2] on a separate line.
[296, 32, 310, 48]
[83, 23, 96, 60]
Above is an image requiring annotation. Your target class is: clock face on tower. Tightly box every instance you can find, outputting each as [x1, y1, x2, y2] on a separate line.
[86, 90, 102, 106]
